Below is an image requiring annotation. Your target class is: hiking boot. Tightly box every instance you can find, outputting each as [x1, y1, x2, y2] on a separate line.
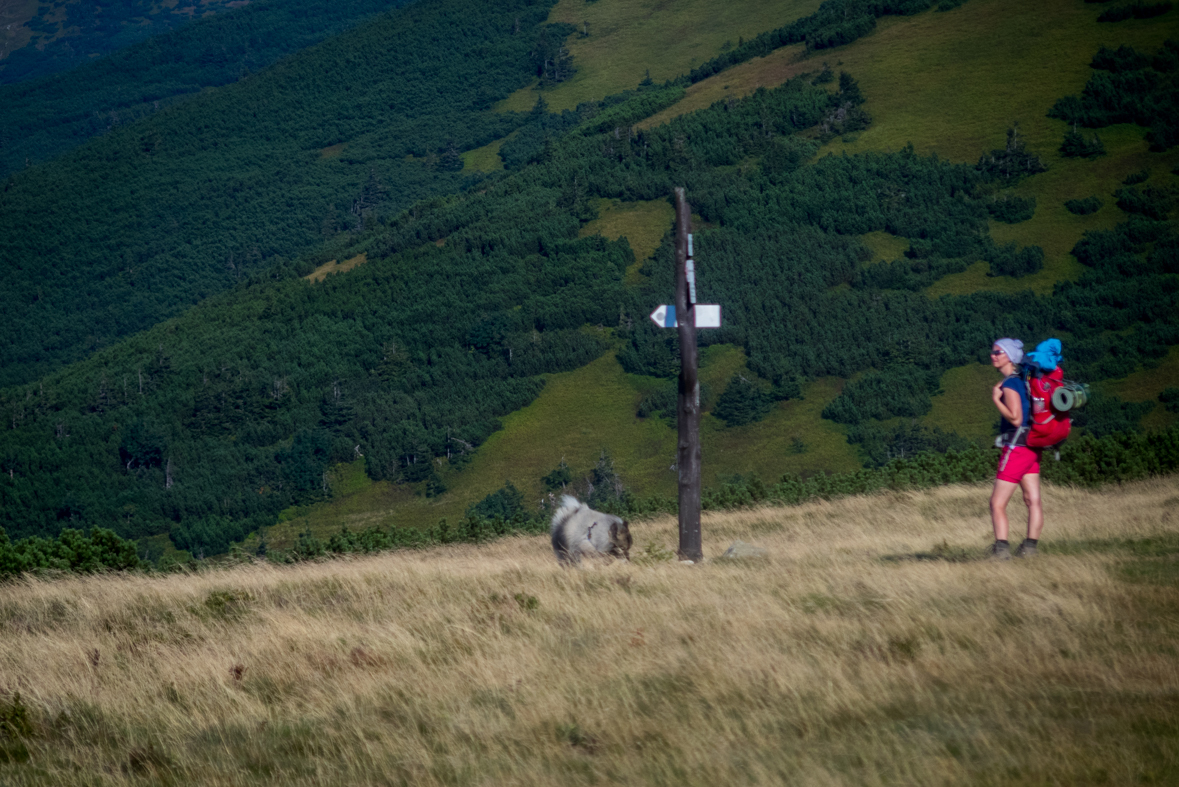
[989, 541, 1012, 561]
[1016, 540, 1038, 558]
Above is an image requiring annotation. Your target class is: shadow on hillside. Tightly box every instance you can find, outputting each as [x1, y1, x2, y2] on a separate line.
[881, 541, 979, 563]
[880, 535, 1179, 576]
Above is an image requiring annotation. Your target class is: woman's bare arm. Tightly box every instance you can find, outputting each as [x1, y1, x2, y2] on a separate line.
[992, 380, 1023, 427]
[999, 387, 1022, 427]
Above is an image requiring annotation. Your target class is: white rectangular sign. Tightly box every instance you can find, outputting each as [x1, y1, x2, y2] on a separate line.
[649, 304, 721, 328]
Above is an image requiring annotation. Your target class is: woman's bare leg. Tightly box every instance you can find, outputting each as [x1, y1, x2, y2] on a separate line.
[990, 480, 1019, 541]
[1020, 473, 1043, 540]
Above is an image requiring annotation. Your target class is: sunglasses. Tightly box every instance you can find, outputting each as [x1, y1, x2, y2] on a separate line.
[990, 350, 1005, 356]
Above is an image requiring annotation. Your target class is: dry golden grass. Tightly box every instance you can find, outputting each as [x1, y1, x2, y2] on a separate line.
[3, 479, 1178, 785]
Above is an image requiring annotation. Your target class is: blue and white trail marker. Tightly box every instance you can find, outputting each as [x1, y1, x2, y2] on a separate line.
[649, 304, 721, 329]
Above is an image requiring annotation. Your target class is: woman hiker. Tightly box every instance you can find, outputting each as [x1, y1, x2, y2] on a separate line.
[989, 337, 1042, 560]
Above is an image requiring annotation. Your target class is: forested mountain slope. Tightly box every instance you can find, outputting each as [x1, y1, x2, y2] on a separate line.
[0, 0, 559, 388]
[0, 0, 247, 85]
[2, 0, 1178, 560]
[0, 0, 417, 176]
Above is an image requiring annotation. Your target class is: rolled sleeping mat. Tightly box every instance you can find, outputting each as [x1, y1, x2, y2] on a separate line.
[1051, 383, 1089, 412]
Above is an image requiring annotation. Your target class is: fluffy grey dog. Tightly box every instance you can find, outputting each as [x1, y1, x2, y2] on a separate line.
[550, 495, 632, 565]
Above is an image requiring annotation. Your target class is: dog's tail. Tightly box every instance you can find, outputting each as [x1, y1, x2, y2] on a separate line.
[551, 495, 583, 563]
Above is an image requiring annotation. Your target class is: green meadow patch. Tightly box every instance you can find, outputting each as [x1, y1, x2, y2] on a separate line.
[497, 0, 823, 112]
[267, 348, 861, 539]
[579, 198, 676, 285]
[461, 133, 515, 173]
[921, 363, 998, 444]
[1102, 345, 1179, 431]
[859, 230, 910, 265]
[632, 0, 1177, 302]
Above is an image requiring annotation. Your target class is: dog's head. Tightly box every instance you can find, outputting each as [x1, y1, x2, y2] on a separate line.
[608, 519, 633, 561]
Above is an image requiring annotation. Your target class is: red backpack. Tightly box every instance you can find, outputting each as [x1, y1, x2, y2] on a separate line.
[1026, 366, 1071, 448]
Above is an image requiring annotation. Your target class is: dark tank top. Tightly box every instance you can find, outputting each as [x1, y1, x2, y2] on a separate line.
[998, 375, 1031, 436]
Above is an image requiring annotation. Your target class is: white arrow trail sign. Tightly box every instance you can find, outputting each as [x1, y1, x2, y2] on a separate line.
[649, 304, 721, 329]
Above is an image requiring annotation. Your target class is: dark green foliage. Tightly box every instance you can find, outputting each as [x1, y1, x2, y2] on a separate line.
[1071, 391, 1156, 437]
[541, 461, 573, 491]
[499, 100, 583, 170]
[1150, 236, 1179, 273]
[1049, 41, 1179, 151]
[1115, 186, 1174, 219]
[976, 124, 1048, 184]
[847, 420, 974, 467]
[636, 382, 679, 419]
[0, 526, 140, 579]
[118, 419, 167, 471]
[1159, 387, 1179, 413]
[1060, 128, 1106, 158]
[987, 194, 1036, 223]
[854, 257, 971, 291]
[817, 73, 871, 140]
[171, 517, 251, 560]
[276, 429, 333, 493]
[1066, 196, 1104, 215]
[822, 366, 941, 425]
[0, 199, 621, 544]
[1, 0, 251, 85]
[812, 67, 835, 85]
[0, 0, 416, 173]
[1098, 2, 1172, 22]
[587, 450, 627, 511]
[713, 375, 774, 426]
[533, 23, 577, 86]
[291, 529, 326, 561]
[1091, 45, 1152, 72]
[469, 482, 526, 522]
[425, 474, 448, 498]
[988, 242, 1045, 277]
[1124, 169, 1150, 185]
[0, 0, 558, 388]
[574, 87, 687, 136]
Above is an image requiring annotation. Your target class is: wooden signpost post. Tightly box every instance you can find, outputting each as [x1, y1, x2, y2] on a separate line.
[648, 189, 720, 562]
[673, 188, 702, 562]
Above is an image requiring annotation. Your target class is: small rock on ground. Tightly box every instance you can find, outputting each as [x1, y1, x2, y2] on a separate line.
[720, 540, 768, 560]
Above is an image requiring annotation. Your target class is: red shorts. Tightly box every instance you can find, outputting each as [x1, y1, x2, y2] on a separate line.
[996, 445, 1041, 483]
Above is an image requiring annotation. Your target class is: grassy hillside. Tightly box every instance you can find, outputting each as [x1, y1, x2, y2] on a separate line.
[263, 350, 861, 548]
[2, 478, 1177, 785]
[643, 0, 1179, 296]
[3, 0, 1177, 558]
[431, 0, 1177, 511]
[495, 0, 825, 112]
